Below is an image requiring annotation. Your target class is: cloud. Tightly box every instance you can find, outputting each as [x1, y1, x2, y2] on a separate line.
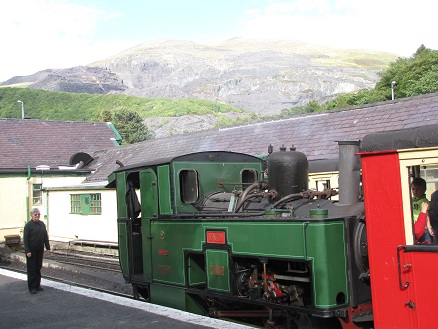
[237, 0, 437, 56]
[0, 0, 132, 80]
[1, 0, 437, 82]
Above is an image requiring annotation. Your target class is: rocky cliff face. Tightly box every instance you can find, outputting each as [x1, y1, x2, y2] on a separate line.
[92, 38, 395, 115]
[3, 66, 126, 94]
[1, 38, 397, 116]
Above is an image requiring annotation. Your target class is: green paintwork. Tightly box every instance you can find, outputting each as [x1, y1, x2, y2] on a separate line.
[112, 152, 348, 314]
[206, 249, 230, 292]
[107, 122, 123, 145]
[264, 209, 294, 218]
[149, 220, 348, 309]
[117, 220, 129, 279]
[115, 171, 129, 279]
[149, 283, 206, 314]
[139, 169, 156, 282]
[171, 161, 262, 213]
[157, 165, 173, 215]
[107, 172, 115, 186]
[115, 172, 127, 218]
[310, 209, 329, 219]
[140, 169, 158, 219]
[140, 218, 152, 282]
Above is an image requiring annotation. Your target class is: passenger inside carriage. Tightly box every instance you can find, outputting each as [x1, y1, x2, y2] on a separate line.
[411, 178, 434, 244]
[428, 190, 438, 242]
[414, 202, 434, 243]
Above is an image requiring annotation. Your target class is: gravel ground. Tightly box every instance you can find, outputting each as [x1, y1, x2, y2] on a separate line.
[0, 243, 133, 296]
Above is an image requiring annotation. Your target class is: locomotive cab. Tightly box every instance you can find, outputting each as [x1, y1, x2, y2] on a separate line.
[107, 152, 266, 290]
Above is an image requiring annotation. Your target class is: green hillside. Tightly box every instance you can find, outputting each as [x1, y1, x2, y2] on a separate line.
[0, 87, 249, 121]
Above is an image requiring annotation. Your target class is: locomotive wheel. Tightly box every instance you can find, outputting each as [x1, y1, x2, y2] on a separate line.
[289, 313, 310, 329]
[132, 284, 149, 301]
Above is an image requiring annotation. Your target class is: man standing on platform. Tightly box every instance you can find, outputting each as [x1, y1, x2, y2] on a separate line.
[23, 208, 50, 294]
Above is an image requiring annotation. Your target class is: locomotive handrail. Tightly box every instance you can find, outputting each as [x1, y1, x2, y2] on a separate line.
[174, 211, 266, 218]
[403, 244, 438, 252]
[303, 221, 309, 260]
[397, 245, 410, 289]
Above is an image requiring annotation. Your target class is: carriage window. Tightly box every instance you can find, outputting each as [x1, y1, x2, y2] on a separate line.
[422, 165, 438, 243]
[409, 165, 438, 244]
[180, 170, 199, 203]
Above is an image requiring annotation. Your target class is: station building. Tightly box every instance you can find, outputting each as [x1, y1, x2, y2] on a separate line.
[0, 119, 121, 242]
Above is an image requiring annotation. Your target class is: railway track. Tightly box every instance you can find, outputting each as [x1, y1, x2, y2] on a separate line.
[45, 250, 121, 272]
[0, 247, 133, 297]
[0, 265, 134, 300]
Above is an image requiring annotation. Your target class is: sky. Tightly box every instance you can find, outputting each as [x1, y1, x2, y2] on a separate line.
[1, 0, 437, 82]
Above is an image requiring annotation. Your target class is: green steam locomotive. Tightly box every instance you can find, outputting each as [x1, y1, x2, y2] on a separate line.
[107, 142, 370, 329]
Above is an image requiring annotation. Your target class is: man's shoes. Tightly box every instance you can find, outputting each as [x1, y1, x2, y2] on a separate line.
[37, 287, 44, 291]
[30, 289, 37, 294]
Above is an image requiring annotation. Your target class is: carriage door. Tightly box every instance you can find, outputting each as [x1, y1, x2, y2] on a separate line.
[140, 169, 159, 282]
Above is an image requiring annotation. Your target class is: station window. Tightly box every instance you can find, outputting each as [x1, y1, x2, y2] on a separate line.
[32, 184, 42, 205]
[421, 166, 438, 192]
[315, 179, 331, 191]
[70, 193, 102, 215]
[180, 170, 199, 204]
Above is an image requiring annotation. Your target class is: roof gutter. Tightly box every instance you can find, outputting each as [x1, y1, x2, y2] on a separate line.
[26, 166, 31, 226]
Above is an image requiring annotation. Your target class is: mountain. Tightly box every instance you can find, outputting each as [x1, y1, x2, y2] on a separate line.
[1, 38, 398, 116]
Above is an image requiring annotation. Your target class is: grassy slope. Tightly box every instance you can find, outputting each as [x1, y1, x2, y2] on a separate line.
[0, 87, 249, 122]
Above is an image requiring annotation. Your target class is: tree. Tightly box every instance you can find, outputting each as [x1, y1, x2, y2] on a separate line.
[404, 65, 438, 96]
[319, 44, 438, 112]
[375, 45, 438, 99]
[99, 109, 113, 122]
[112, 109, 154, 144]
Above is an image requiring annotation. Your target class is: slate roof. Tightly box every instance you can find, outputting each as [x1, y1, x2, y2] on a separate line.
[86, 92, 438, 183]
[0, 119, 119, 170]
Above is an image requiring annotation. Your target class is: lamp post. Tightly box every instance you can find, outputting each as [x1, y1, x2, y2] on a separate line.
[17, 100, 24, 119]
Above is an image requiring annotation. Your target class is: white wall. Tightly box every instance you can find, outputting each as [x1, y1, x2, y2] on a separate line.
[308, 171, 339, 200]
[0, 177, 28, 237]
[47, 189, 118, 243]
[0, 174, 95, 242]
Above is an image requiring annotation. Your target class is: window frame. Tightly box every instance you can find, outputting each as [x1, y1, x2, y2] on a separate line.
[398, 148, 438, 245]
[179, 170, 199, 204]
[70, 193, 102, 215]
[32, 184, 43, 205]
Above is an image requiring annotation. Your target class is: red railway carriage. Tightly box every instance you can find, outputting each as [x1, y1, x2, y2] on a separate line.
[360, 125, 438, 329]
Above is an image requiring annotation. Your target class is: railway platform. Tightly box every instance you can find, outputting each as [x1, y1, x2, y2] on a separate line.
[0, 269, 252, 329]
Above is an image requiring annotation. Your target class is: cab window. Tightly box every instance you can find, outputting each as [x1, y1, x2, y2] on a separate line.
[180, 170, 199, 204]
